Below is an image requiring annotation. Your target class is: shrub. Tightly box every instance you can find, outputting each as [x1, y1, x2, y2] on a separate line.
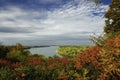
[0, 67, 13, 80]
[74, 46, 102, 80]
[99, 35, 120, 80]
[6, 51, 27, 62]
[0, 46, 8, 58]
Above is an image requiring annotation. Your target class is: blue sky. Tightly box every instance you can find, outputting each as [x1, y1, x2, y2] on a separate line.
[0, 0, 112, 45]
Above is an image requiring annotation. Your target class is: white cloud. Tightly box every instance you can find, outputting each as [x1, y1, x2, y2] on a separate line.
[0, 1, 109, 45]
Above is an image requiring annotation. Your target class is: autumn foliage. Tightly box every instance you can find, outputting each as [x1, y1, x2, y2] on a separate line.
[99, 35, 120, 80]
[0, 34, 120, 80]
[75, 34, 120, 80]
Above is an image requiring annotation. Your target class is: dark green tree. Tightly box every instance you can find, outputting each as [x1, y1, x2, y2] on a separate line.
[104, 0, 120, 33]
[0, 46, 8, 58]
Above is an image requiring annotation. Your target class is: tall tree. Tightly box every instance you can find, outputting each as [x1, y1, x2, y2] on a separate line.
[104, 0, 120, 33]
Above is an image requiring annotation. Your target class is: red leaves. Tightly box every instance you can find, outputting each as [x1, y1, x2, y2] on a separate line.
[0, 59, 22, 68]
[0, 59, 11, 67]
[75, 46, 102, 70]
[11, 62, 22, 68]
[47, 58, 70, 65]
[75, 35, 120, 79]
[27, 56, 44, 66]
[59, 58, 70, 64]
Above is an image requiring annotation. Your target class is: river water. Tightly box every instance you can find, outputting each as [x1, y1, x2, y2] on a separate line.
[29, 46, 59, 57]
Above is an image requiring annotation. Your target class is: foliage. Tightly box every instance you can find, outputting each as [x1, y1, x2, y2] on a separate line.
[0, 67, 13, 80]
[0, 46, 8, 58]
[0, 59, 22, 68]
[6, 43, 30, 62]
[0, 0, 120, 79]
[90, 34, 107, 46]
[27, 56, 45, 66]
[57, 46, 89, 58]
[75, 46, 102, 80]
[104, 0, 120, 33]
[0, 37, 120, 80]
[99, 34, 120, 80]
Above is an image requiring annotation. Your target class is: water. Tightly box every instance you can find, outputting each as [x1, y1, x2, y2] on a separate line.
[29, 46, 59, 57]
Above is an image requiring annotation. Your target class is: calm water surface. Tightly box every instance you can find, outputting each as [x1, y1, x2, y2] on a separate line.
[29, 46, 59, 57]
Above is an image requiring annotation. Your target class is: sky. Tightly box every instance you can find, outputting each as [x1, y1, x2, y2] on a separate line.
[0, 0, 112, 45]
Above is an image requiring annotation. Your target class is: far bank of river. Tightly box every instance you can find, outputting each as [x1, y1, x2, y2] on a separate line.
[29, 46, 59, 57]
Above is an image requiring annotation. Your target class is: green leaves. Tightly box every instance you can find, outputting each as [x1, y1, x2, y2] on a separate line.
[0, 67, 13, 80]
[57, 46, 89, 58]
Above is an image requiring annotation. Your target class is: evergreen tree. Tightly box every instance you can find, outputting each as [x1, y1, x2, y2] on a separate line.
[104, 0, 120, 33]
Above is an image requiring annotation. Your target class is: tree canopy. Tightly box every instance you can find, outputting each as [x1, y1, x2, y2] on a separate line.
[104, 0, 120, 33]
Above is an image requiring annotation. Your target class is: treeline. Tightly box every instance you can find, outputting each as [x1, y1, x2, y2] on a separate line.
[57, 46, 90, 58]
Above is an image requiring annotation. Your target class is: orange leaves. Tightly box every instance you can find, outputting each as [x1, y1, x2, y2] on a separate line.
[74, 35, 120, 79]
[98, 35, 120, 80]
[58, 73, 69, 80]
[104, 35, 120, 48]
[75, 46, 102, 70]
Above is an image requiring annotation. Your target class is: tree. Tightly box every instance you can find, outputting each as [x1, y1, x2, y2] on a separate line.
[0, 46, 8, 58]
[87, 0, 120, 34]
[104, 0, 120, 33]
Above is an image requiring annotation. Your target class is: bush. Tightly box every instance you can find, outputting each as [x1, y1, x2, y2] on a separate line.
[0, 67, 13, 80]
[6, 51, 27, 62]
[0, 46, 8, 58]
[99, 35, 120, 80]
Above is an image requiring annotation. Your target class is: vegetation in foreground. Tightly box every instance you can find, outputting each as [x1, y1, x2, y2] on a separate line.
[0, 34, 120, 80]
[0, 0, 120, 80]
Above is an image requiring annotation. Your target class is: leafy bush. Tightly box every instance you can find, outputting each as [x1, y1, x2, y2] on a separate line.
[99, 35, 120, 80]
[74, 46, 102, 80]
[0, 67, 13, 80]
[6, 43, 30, 62]
[6, 51, 27, 62]
[0, 46, 8, 58]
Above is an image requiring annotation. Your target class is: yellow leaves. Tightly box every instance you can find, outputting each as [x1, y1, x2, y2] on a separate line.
[57, 46, 89, 58]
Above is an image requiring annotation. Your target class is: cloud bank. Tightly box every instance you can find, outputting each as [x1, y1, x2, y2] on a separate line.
[0, 0, 108, 45]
